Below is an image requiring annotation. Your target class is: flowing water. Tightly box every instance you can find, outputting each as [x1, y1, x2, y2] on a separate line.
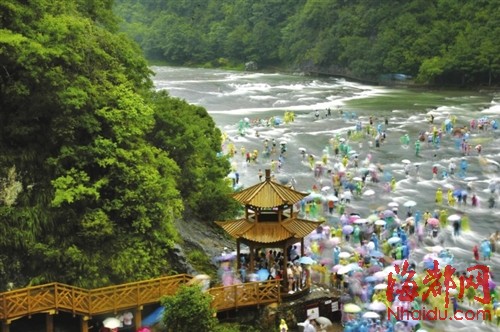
[152, 66, 500, 331]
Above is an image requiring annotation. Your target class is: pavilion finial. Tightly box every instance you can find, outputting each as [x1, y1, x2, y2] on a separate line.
[265, 169, 271, 181]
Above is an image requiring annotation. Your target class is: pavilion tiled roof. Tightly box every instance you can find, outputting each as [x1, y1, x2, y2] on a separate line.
[231, 177, 308, 208]
[215, 218, 322, 244]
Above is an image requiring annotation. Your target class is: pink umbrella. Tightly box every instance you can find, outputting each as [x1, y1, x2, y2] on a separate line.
[349, 215, 361, 223]
[138, 328, 152, 332]
[332, 264, 344, 272]
[320, 258, 333, 266]
[427, 217, 439, 226]
[367, 265, 382, 274]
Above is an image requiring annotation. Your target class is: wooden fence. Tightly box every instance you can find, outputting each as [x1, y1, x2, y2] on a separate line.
[0, 275, 281, 329]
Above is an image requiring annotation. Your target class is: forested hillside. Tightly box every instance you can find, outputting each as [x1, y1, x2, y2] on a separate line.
[114, 0, 500, 86]
[0, 0, 237, 289]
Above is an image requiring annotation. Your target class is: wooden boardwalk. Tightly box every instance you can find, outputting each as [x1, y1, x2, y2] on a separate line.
[0, 275, 281, 332]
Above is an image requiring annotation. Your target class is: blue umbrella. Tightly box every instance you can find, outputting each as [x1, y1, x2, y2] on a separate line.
[370, 250, 384, 258]
[142, 306, 165, 327]
[299, 256, 316, 265]
[388, 237, 401, 245]
[364, 276, 379, 283]
[257, 268, 270, 281]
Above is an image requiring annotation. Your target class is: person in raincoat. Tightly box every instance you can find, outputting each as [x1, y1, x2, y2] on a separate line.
[447, 189, 455, 207]
[473, 245, 480, 261]
[353, 225, 361, 245]
[439, 209, 448, 228]
[435, 188, 443, 204]
[414, 140, 421, 156]
[390, 177, 396, 192]
[279, 318, 288, 332]
[481, 240, 492, 260]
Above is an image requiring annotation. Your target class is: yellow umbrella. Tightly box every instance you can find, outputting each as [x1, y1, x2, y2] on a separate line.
[343, 303, 362, 313]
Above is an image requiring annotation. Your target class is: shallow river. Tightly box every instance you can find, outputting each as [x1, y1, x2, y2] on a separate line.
[152, 66, 500, 331]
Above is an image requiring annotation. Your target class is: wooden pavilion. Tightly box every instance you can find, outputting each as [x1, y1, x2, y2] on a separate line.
[216, 169, 324, 290]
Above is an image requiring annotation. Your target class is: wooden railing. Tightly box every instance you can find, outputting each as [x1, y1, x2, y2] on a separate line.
[0, 275, 281, 323]
[208, 279, 281, 311]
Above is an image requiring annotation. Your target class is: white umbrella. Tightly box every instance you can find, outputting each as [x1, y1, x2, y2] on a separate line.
[299, 147, 306, 152]
[362, 311, 380, 319]
[375, 219, 386, 226]
[321, 186, 331, 192]
[401, 159, 411, 164]
[352, 177, 362, 182]
[103, 317, 122, 329]
[354, 218, 369, 224]
[314, 316, 333, 327]
[430, 245, 444, 253]
[326, 194, 339, 202]
[387, 202, 399, 208]
[339, 252, 351, 259]
[374, 283, 388, 290]
[367, 301, 387, 311]
[363, 189, 375, 196]
[337, 265, 353, 274]
[403, 200, 417, 207]
[447, 214, 462, 222]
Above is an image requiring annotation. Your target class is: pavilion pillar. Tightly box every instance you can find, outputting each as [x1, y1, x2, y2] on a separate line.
[45, 313, 54, 332]
[300, 238, 305, 257]
[249, 244, 255, 272]
[134, 307, 142, 329]
[80, 316, 89, 332]
[236, 239, 241, 269]
[282, 242, 289, 291]
[1, 321, 9, 332]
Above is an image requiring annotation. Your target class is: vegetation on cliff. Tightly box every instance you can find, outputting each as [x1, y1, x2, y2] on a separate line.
[114, 0, 500, 86]
[0, 0, 237, 289]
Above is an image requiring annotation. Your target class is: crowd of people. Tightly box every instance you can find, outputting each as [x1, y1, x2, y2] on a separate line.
[218, 106, 499, 331]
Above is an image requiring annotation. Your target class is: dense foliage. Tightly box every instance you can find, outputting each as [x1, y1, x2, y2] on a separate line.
[0, 0, 236, 289]
[161, 285, 218, 332]
[114, 0, 500, 85]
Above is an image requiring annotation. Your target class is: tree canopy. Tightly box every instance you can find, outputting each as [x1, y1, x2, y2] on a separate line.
[0, 0, 236, 289]
[114, 0, 500, 85]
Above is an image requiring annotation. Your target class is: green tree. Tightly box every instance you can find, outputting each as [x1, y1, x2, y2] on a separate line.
[0, 0, 183, 289]
[147, 91, 239, 221]
[161, 285, 217, 332]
